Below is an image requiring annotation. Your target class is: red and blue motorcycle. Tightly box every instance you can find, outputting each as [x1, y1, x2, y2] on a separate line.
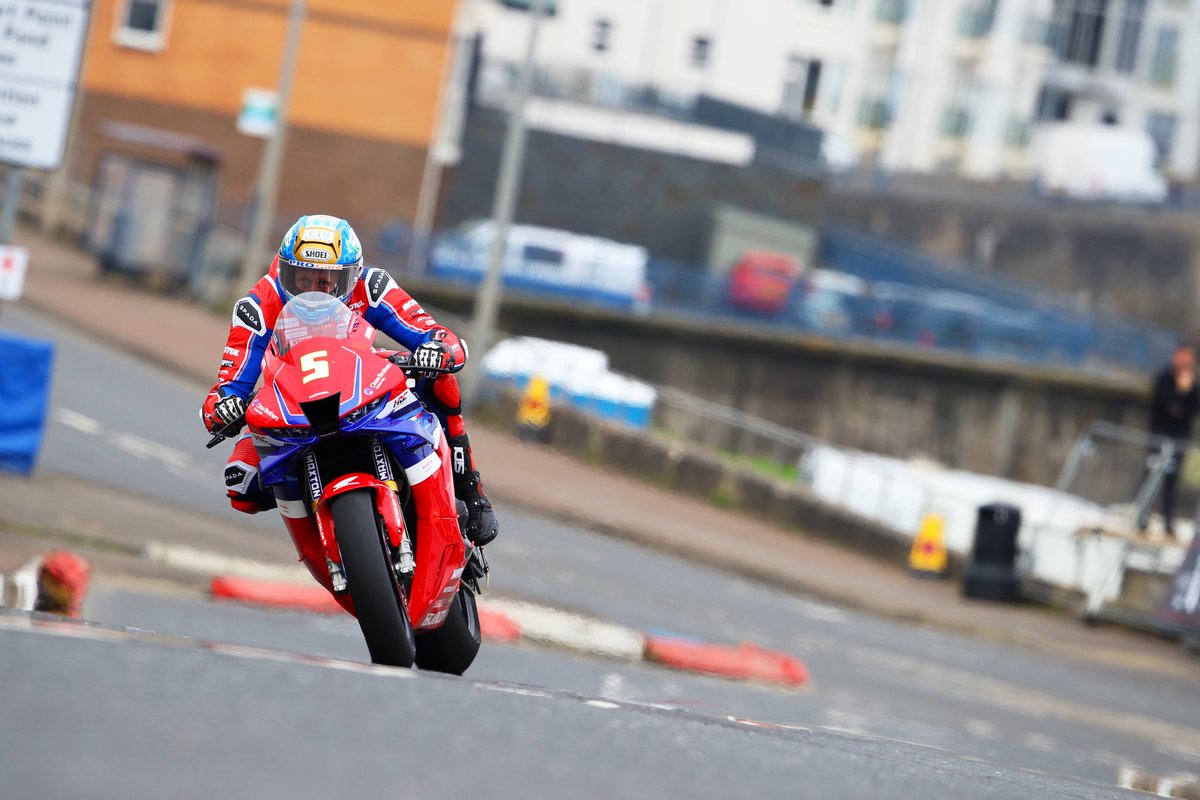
[208, 292, 486, 672]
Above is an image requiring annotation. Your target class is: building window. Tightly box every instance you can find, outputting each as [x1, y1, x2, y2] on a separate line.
[780, 55, 822, 119]
[1149, 26, 1178, 87]
[1048, 0, 1107, 67]
[858, 99, 891, 129]
[500, 0, 559, 14]
[876, 0, 908, 25]
[1004, 119, 1031, 147]
[690, 36, 711, 69]
[592, 19, 611, 52]
[858, 53, 895, 130]
[942, 66, 974, 139]
[958, 0, 997, 38]
[114, 0, 172, 51]
[1114, 0, 1145, 73]
[1147, 113, 1176, 166]
[1034, 86, 1072, 121]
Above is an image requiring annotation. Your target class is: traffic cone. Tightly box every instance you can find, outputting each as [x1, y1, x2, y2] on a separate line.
[908, 513, 948, 579]
[515, 374, 552, 443]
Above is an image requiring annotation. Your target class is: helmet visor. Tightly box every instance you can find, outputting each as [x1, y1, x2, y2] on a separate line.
[279, 260, 361, 299]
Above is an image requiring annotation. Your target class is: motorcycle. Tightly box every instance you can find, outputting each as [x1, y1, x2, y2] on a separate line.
[207, 291, 486, 673]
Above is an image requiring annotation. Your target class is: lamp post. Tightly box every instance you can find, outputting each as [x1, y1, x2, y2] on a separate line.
[236, 0, 306, 296]
[407, 2, 478, 275]
[467, 0, 550, 371]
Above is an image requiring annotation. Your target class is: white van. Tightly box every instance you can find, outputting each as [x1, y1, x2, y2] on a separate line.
[1030, 123, 1167, 204]
[431, 220, 652, 311]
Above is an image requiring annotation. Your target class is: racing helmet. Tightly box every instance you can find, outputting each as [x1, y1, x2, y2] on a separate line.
[276, 214, 364, 303]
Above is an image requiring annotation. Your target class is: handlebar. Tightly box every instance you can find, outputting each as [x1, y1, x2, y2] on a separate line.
[203, 355, 456, 449]
[205, 415, 245, 449]
[386, 353, 459, 376]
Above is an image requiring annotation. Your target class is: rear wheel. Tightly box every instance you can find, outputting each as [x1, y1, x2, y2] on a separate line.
[415, 586, 481, 675]
[331, 489, 416, 667]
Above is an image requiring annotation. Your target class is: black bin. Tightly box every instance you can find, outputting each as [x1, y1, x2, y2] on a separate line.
[962, 502, 1022, 602]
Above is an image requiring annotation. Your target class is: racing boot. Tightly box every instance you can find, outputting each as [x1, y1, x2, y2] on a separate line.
[448, 433, 499, 546]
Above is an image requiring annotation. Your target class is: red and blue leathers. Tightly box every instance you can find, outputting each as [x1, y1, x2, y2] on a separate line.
[201, 258, 471, 513]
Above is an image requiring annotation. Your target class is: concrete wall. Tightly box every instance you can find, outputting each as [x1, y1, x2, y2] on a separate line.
[828, 188, 1200, 337]
[473, 385, 927, 572]
[407, 276, 1151, 487]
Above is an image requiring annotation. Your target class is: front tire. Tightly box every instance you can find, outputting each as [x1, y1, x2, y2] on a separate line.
[415, 586, 481, 675]
[331, 489, 417, 667]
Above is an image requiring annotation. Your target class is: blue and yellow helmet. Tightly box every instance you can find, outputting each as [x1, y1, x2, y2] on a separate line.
[277, 214, 364, 302]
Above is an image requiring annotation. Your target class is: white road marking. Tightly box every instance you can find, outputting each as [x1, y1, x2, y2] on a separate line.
[481, 598, 646, 661]
[785, 596, 846, 623]
[56, 408, 202, 473]
[600, 672, 626, 700]
[487, 685, 557, 700]
[142, 543, 307, 583]
[585, 700, 621, 710]
[964, 719, 996, 739]
[823, 708, 869, 735]
[113, 432, 163, 459]
[55, 408, 101, 434]
[846, 643, 1200, 755]
[1024, 733, 1057, 753]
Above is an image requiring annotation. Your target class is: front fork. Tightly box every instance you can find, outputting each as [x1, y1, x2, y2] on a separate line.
[306, 444, 414, 595]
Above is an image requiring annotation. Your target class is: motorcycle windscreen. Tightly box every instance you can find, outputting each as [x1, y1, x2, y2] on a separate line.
[273, 292, 355, 356]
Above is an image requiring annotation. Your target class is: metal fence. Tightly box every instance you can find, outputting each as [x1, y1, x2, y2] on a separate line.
[18, 166, 1177, 380]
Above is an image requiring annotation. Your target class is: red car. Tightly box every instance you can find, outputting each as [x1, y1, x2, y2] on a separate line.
[725, 250, 802, 315]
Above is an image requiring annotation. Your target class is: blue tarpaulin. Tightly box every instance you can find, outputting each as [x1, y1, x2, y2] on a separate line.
[0, 332, 54, 475]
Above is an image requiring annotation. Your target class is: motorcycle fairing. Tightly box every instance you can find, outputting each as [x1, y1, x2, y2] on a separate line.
[241, 294, 467, 630]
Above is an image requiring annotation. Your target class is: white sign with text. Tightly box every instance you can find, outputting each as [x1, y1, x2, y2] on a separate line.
[0, 244, 28, 300]
[0, 0, 91, 171]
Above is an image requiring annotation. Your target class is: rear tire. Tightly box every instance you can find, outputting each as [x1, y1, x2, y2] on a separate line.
[331, 489, 417, 667]
[415, 586, 481, 675]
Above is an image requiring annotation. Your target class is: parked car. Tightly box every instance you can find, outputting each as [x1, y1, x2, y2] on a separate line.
[792, 268, 867, 333]
[724, 250, 802, 316]
[430, 220, 652, 312]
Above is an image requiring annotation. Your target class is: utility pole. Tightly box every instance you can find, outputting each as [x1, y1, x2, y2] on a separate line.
[236, 0, 306, 296]
[0, 167, 22, 322]
[468, 0, 549, 370]
[407, 3, 476, 275]
[0, 168, 22, 247]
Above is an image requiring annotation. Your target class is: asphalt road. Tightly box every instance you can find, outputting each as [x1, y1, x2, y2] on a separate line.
[0, 607, 1146, 800]
[4, 304, 1200, 796]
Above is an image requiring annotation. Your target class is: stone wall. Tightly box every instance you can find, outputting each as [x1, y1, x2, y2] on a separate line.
[473, 385, 926, 572]
[406, 276, 1150, 487]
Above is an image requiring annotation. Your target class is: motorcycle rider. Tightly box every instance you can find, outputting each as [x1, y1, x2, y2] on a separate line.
[200, 213, 498, 546]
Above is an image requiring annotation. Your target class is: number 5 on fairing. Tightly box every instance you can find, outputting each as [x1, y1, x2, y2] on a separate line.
[301, 350, 329, 384]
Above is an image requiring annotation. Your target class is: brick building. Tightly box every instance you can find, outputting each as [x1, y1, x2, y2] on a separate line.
[61, 0, 456, 278]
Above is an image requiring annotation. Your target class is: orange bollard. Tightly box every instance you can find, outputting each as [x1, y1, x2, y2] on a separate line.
[36, 550, 91, 618]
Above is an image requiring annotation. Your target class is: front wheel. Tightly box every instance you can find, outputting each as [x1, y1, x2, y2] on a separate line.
[415, 586, 481, 675]
[331, 489, 417, 667]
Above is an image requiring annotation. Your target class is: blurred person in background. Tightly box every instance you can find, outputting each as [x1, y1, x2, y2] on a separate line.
[199, 214, 499, 546]
[1148, 343, 1199, 538]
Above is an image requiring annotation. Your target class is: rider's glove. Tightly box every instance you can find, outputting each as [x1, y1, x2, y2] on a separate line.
[411, 340, 451, 374]
[213, 395, 247, 427]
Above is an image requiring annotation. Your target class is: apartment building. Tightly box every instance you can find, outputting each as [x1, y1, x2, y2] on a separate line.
[468, 0, 1200, 181]
[1037, 0, 1200, 178]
